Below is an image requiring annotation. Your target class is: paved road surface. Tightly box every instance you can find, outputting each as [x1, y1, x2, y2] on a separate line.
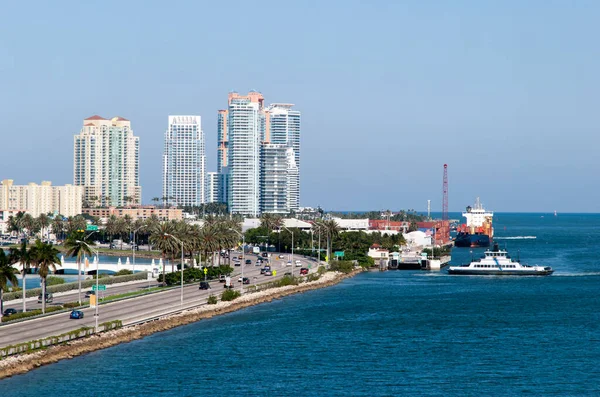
[0, 254, 319, 348]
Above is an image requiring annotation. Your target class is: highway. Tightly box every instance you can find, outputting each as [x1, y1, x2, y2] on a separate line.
[0, 253, 319, 348]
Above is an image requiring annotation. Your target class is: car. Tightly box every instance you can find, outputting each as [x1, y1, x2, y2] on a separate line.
[242, 277, 250, 285]
[38, 293, 53, 303]
[70, 310, 84, 319]
[219, 275, 226, 283]
[300, 268, 309, 275]
[199, 281, 211, 290]
[85, 290, 96, 298]
[295, 260, 302, 267]
[261, 252, 268, 258]
[264, 270, 273, 276]
[286, 261, 292, 267]
[255, 261, 262, 266]
[245, 259, 252, 265]
[260, 267, 267, 274]
[238, 255, 243, 259]
[3, 308, 17, 317]
[278, 255, 285, 259]
[234, 262, 241, 266]
[284, 272, 292, 276]
[224, 283, 234, 289]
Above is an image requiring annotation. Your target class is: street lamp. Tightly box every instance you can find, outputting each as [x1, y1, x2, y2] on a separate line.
[164, 233, 184, 306]
[229, 228, 245, 295]
[281, 226, 294, 277]
[131, 225, 144, 274]
[76, 240, 99, 333]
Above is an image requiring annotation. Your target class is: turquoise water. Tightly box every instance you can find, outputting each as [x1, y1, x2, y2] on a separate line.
[2, 213, 600, 395]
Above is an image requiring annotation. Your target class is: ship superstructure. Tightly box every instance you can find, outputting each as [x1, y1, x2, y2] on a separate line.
[455, 197, 494, 247]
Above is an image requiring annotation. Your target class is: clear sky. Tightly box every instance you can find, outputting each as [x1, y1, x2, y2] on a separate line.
[1, 1, 599, 213]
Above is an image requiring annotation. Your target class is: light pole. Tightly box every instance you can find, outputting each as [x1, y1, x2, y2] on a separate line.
[164, 233, 184, 306]
[76, 240, 99, 333]
[132, 226, 144, 274]
[230, 228, 245, 295]
[282, 226, 294, 277]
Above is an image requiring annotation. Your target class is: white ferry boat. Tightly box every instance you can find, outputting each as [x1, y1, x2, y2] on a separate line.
[447, 243, 553, 276]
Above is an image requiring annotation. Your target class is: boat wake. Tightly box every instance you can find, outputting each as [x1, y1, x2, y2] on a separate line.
[495, 236, 537, 240]
[551, 272, 600, 277]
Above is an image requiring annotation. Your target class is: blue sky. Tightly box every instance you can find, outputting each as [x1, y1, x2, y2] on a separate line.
[1, 1, 599, 212]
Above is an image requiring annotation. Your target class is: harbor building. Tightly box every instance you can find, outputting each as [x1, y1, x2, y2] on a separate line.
[73, 115, 141, 207]
[204, 172, 219, 204]
[0, 179, 83, 217]
[162, 115, 205, 207]
[83, 206, 182, 222]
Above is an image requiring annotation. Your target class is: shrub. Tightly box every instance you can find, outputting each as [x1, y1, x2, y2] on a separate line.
[1, 306, 64, 322]
[46, 276, 65, 286]
[114, 269, 133, 276]
[3, 272, 149, 301]
[306, 273, 320, 282]
[207, 295, 218, 305]
[63, 302, 82, 308]
[275, 275, 298, 287]
[317, 266, 327, 275]
[221, 289, 241, 301]
[329, 261, 355, 274]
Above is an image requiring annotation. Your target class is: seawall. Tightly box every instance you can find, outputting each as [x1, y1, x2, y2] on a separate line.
[0, 268, 363, 380]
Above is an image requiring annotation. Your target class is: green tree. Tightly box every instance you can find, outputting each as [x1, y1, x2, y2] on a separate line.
[51, 215, 65, 241]
[8, 241, 32, 313]
[260, 213, 283, 232]
[0, 249, 18, 322]
[149, 222, 177, 286]
[31, 240, 61, 314]
[64, 231, 95, 305]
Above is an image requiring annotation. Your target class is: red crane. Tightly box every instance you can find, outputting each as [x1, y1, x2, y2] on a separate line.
[441, 164, 449, 244]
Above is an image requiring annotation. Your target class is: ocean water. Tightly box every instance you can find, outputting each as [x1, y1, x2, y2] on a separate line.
[2, 213, 600, 396]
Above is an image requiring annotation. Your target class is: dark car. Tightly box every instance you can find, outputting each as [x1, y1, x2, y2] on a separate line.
[300, 268, 309, 275]
[3, 308, 17, 317]
[245, 259, 252, 265]
[38, 293, 53, 303]
[261, 252, 268, 258]
[70, 310, 84, 319]
[242, 277, 250, 284]
[199, 281, 211, 290]
[85, 290, 96, 298]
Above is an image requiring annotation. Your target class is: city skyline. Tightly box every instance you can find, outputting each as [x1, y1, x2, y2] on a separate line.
[2, 2, 600, 212]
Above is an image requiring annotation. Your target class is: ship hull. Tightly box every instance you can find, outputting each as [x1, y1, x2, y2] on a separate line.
[448, 268, 553, 276]
[454, 233, 491, 248]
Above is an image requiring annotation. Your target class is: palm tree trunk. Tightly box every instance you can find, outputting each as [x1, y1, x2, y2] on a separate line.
[77, 259, 81, 305]
[0, 288, 4, 323]
[42, 277, 46, 314]
[22, 269, 27, 313]
[162, 252, 166, 286]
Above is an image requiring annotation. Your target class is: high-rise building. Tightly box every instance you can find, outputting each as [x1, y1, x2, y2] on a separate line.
[204, 172, 219, 204]
[162, 115, 205, 207]
[264, 103, 301, 213]
[222, 91, 264, 216]
[218, 92, 300, 215]
[74, 115, 141, 207]
[0, 179, 83, 217]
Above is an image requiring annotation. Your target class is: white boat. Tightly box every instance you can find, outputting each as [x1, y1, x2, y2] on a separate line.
[447, 243, 553, 276]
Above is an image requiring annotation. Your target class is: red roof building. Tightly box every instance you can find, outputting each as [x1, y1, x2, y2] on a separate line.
[85, 115, 107, 120]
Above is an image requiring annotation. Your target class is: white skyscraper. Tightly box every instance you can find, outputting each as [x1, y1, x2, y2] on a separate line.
[204, 172, 219, 204]
[74, 115, 141, 207]
[162, 115, 205, 207]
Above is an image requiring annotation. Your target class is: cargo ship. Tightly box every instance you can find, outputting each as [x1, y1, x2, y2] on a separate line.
[454, 198, 494, 248]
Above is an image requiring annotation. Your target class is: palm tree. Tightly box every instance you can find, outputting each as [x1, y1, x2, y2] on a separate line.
[0, 249, 18, 323]
[52, 215, 65, 241]
[152, 197, 160, 207]
[149, 222, 177, 286]
[260, 213, 283, 232]
[322, 219, 341, 264]
[31, 240, 61, 314]
[64, 231, 95, 305]
[8, 241, 31, 313]
[37, 213, 51, 241]
[21, 213, 37, 238]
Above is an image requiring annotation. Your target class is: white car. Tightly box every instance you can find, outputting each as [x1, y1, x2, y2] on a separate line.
[295, 260, 302, 267]
[286, 261, 292, 266]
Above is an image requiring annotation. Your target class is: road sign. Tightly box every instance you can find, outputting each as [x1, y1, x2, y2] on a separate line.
[86, 225, 99, 231]
[92, 285, 106, 291]
[334, 251, 344, 257]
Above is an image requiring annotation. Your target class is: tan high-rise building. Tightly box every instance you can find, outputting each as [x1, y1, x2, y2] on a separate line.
[0, 179, 83, 217]
[74, 115, 141, 207]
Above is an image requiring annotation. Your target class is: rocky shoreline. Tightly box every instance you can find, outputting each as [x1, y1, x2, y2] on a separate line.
[0, 268, 363, 380]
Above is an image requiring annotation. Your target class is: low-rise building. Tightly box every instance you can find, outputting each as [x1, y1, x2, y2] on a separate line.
[83, 206, 182, 221]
